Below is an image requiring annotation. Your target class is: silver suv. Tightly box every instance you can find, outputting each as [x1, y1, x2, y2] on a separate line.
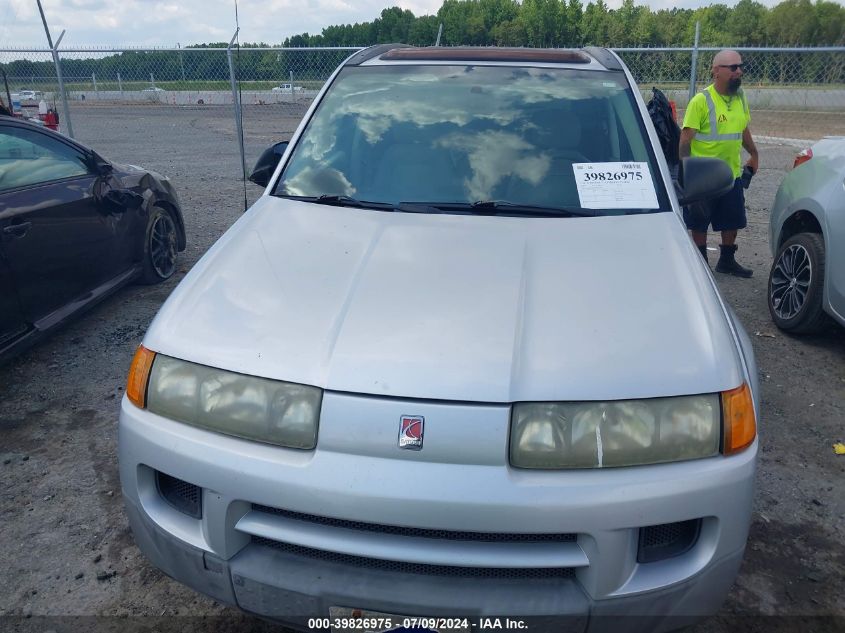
[119, 45, 758, 632]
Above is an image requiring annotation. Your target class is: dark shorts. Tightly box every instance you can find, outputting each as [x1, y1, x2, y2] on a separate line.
[683, 178, 747, 233]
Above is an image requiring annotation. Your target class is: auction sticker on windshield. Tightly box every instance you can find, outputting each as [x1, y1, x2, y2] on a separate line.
[573, 162, 658, 209]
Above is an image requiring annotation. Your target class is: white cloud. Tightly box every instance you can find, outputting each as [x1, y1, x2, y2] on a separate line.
[0, 0, 795, 49]
[92, 13, 119, 29]
[0, 0, 444, 47]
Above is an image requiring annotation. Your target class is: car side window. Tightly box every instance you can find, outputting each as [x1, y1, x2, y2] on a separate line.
[0, 126, 91, 192]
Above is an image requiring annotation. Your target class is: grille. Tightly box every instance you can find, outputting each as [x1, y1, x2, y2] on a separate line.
[637, 519, 701, 564]
[156, 471, 201, 519]
[251, 537, 575, 579]
[252, 504, 576, 543]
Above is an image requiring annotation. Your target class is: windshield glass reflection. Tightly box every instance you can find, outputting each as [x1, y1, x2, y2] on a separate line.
[274, 65, 666, 214]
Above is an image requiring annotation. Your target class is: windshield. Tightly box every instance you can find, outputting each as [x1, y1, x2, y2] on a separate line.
[273, 64, 669, 216]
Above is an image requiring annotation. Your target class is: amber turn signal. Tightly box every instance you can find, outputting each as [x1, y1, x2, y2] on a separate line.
[127, 345, 156, 409]
[722, 383, 756, 455]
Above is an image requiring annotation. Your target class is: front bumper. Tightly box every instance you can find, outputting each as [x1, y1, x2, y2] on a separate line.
[119, 392, 756, 631]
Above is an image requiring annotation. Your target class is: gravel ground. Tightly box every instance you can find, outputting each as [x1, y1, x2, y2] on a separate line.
[0, 104, 843, 632]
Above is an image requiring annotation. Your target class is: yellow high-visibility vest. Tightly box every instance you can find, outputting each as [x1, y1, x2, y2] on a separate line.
[683, 84, 750, 179]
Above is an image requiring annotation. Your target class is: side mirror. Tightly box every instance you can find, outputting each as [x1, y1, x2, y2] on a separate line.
[249, 141, 289, 188]
[675, 157, 734, 206]
[90, 151, 113, 176]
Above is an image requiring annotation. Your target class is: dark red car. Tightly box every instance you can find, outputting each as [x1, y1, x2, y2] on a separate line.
[0, 116, 186, 363]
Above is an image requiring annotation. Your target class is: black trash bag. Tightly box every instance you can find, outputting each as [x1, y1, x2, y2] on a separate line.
[647, 87, 680, 169]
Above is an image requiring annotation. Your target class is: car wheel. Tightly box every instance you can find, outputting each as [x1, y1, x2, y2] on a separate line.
[141, 207, 178, 284]
[768, 232, 828, 334]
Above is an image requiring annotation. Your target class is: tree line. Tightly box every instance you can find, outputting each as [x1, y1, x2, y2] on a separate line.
[286, 0, 844, 48]
[2, 0, 843, 87]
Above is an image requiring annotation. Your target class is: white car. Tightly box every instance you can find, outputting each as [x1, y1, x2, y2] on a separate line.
[141, 86, 166, 92]
[119, 45, 759, 631]
[271, 83, 302, 93]
[18, 90, 42, 101]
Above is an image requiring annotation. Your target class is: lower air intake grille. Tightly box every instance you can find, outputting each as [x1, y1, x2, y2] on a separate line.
[252, 537, 575, 579]
[252, 504, 576, 543]
[156, 471, 201, 519]
[637, 519, 701, 563]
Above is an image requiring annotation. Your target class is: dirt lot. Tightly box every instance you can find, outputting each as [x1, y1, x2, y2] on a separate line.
[0, 105, 843, 632]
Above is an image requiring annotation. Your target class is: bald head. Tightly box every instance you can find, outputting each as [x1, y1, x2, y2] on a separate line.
[712, 49, 744, 95]
[712, 50, 741, 69]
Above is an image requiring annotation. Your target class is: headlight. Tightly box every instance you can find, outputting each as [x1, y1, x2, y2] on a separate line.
[510, 395, 720, 469]
[144, 353, 322, 449]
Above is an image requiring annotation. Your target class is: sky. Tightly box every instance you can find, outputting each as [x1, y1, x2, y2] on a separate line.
[0, 0, 804, 50]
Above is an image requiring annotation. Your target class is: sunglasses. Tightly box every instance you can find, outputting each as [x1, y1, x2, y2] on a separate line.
[718, 63, 745, 71]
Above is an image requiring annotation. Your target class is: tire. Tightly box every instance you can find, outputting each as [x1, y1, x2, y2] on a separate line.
[141, 207, 178, 284]
[768, 232, 828, 334]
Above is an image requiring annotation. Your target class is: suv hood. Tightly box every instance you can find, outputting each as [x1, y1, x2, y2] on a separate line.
[145, 198, 743, 402]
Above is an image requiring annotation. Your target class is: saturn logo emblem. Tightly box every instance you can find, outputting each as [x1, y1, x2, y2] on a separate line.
[398, 415, 424, 450]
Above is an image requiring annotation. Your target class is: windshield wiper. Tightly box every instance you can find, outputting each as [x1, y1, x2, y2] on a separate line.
[469, 200, 597, 217]
[279, 195, 449, 214]
[313, 195, 393, 210]
[281, 196, 596, 217]
[397, 201, 596, 217]
[280, 194, 395, 211]
[316, 195, 363, 206]
[394, 202, 453, 214]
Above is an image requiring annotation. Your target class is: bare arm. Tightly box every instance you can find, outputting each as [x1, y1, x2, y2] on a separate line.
[742, 127, 759, 173]
[679, 127, 697, 159]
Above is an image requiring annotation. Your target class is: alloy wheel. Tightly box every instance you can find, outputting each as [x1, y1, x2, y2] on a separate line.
[150, 212, 177, 279]
[770, 243, 812, 320]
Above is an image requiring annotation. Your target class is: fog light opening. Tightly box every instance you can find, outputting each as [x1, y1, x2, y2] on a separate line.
[155, 470, 202, 519]
[637, 519, 701, 564]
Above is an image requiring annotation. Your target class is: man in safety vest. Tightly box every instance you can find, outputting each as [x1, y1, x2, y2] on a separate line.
[680, 49, 759, 278]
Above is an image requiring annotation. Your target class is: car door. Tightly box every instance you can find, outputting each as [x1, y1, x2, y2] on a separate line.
[0, 123, 129, 326]
[0, 246, 28, 347]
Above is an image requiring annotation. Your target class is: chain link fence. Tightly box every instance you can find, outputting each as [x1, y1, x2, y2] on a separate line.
[1, 47, 360, 182]
[0, 49, 59, 108]
[620, 47, 845, 143]
[2, 45, 843, 175]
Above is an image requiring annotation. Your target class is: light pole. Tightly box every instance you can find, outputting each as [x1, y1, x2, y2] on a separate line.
[36, 0, 73, 137]
[178, 43, 186, 81]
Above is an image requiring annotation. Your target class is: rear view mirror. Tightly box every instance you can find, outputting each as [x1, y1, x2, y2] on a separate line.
[249, 141, 289, 188]
[675, 157, 734, 206]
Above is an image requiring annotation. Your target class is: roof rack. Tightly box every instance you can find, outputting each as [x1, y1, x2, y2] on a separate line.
[582, 47, 622, 71]
[344, 43, 412, 66]
[381, 47, 592, 64]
